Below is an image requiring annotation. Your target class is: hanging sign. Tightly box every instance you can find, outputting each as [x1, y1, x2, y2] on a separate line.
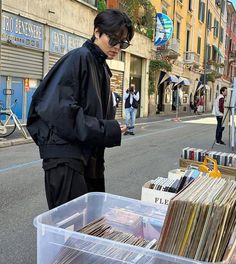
[154, 13, 173, 46]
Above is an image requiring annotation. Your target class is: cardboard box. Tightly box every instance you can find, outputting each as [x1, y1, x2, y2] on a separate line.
[168, 168, 185, 180]
[141, 181, 176, 207]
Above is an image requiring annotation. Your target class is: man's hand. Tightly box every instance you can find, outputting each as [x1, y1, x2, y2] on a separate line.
[120, 124, 127, 134]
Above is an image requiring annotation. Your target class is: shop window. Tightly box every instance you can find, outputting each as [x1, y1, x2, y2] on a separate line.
[197, 37, 201, 55]
[130, 56, 142, 77]
[176, 21, 180, 40]
[198, 0, 205, 22]
[189, 0, 192, 11]
[214, 19, 219, 37]
[220, 27, 224, 43]
[207, 10, 212, 29]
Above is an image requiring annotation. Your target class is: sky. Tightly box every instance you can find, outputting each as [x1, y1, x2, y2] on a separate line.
[231, 0, 236, 8]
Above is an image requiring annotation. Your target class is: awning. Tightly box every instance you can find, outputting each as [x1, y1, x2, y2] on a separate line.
[158, 71, 169, 85]
[212, 45, 223, 58]
[176, 77, 191, 86]
[196, 81, 210, 92]
[168, 75, 179, 83]
[159, 73, 179, 85]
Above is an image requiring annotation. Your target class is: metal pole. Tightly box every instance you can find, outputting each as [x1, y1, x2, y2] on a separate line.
[231, 78, 236, 151]
[176, 86, 179, 120]
[0, 0, 2, 80]
[203, 0, 209, 113]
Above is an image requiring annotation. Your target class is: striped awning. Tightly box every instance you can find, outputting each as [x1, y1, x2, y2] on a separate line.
[176, 77, 191, 86]
[196, 81, 210, 92]
[159, 73, 179, 85]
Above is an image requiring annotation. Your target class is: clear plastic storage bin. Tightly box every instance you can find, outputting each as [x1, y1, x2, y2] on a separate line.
[34, 192, 235, 264]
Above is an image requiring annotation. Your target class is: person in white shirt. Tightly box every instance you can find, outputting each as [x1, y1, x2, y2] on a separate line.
[124, 84, 139, 135]
[111, 89, 121, 119]
[212, 87, 227, 145]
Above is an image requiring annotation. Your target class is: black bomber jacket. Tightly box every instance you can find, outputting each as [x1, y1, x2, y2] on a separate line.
[27, 40, 121, 163]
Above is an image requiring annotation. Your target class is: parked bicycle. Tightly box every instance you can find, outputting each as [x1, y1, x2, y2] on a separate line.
[0, 99, 28, 139]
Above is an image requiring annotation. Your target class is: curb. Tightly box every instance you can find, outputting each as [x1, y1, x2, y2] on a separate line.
[0, 137, 33, 148]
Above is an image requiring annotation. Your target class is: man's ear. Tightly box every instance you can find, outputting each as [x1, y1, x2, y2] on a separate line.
[94, 28, 101, 40]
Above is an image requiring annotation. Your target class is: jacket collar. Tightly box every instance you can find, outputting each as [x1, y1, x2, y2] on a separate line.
[83, 40, 108, 64]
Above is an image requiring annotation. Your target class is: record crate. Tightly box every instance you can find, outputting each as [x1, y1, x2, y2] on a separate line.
[179, 158, 236, 180]
[34, 192, 235, 264]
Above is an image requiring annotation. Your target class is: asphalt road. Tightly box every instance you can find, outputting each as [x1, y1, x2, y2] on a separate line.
[0, 115, 234, 263]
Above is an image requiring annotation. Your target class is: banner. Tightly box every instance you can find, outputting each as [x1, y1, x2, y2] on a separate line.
[154, 13, 173, 46]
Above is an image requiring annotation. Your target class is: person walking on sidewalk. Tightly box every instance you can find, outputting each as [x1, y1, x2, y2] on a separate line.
[124, 84, 139, 135]
[212, 87, 227, 145]
[27, 9, 134, 209]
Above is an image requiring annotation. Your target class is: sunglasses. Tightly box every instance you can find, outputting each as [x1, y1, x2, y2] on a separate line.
[105, 33, 130, 49]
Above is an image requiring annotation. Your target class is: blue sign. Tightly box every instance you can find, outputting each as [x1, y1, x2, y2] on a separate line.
[1, 12, 44, 50]
[50, 28, 87, 55]
[154, 13, 173, 46]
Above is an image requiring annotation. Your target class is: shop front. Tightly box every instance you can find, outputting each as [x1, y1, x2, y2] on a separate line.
[49, 27, 87, 71]
[130, 55, 142, 117]
[1, 11, 44, 122]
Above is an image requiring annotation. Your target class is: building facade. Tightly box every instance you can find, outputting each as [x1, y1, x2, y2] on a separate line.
[223, 1, 236, 86]
[0, 0, 152, 123]
[150, 0, 229, 114]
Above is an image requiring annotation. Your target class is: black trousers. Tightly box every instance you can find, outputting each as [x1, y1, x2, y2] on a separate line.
[43, 158, 105, 210]
[216, 116, 224, 143]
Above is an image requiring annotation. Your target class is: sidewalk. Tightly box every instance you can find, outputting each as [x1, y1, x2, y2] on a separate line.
[0, 111, 211, 148]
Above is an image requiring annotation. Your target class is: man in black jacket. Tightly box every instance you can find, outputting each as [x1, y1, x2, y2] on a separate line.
[27, 9, 134, 209]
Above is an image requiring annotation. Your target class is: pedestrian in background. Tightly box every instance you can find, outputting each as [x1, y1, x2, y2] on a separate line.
[198, 94, 204, 113]
[124, 84, 139, 135]
[212, 87, 227, 145]
[27, 9, 134, 209]
[111, 87, 122, 119]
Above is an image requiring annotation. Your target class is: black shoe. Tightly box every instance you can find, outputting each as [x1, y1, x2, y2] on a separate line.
[129, 132, 135, 135]
[124, 131, 129, 135]
[219, 141, 226, 145]
[216, 141, 225, 145]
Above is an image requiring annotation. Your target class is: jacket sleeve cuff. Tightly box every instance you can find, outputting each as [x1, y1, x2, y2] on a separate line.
[102, 120, 121, 147]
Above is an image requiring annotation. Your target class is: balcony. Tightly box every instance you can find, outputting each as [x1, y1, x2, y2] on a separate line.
[206, 63, 215, 73]
[183, 51, 200, 64]
[156, 38, 180, 59]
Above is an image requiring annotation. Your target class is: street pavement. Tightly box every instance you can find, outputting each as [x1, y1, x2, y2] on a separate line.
[0, 112, 235, 264]
[0, 111, 212, 148]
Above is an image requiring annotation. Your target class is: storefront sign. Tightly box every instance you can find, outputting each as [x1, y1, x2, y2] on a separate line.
[1, 12, 44, 50]
[154, 13, 173, 46]
[50, 28, 87, 55]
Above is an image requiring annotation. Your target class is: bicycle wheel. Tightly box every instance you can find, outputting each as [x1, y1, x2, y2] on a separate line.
[0, 112, 16, 137]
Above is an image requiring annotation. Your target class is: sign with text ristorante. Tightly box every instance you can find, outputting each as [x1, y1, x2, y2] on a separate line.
[1, 12, 44, 50]
[50, 27, 87, 55]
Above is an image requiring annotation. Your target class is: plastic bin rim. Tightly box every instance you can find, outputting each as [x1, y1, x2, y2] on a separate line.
[33, 192, 167, 227]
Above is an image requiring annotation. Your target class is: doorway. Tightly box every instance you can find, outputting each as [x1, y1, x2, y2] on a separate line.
[157, 82, 165, 113]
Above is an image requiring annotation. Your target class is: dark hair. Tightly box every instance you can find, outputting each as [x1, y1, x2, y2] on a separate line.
[91, 9, 134, 42]
[220, 87, 227, 94]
